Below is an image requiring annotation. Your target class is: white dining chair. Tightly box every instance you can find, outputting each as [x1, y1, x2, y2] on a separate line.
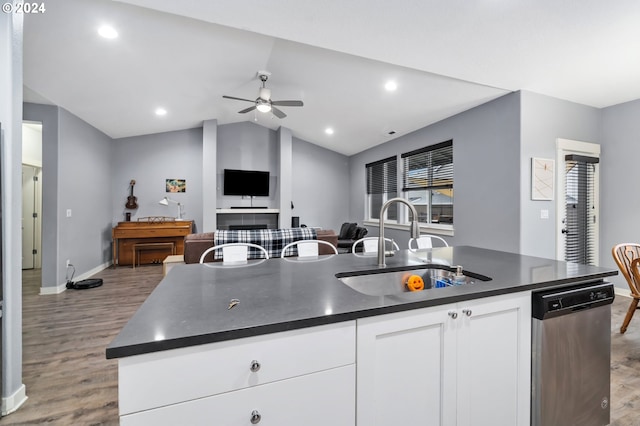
[408, 235, 449, 250]
[352, 237, 400, 254]
[280, 239, 338, 258]
[199, 243, 269, 265]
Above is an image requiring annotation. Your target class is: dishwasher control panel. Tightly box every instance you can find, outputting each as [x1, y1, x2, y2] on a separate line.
[532, 280, 614, 320]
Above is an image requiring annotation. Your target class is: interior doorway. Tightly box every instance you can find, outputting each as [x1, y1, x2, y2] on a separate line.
[22, 122, 43, 270]
[555, 138, 600, 266]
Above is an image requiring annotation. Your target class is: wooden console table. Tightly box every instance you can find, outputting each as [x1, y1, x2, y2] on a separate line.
[112, 220, 193, 267]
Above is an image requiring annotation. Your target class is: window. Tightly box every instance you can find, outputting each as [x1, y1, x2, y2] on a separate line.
[402, 140, 453, 225]
[564, 154, 599, 265]
[366, 156, 397, 221]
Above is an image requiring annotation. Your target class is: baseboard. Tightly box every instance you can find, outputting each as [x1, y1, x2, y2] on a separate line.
[614, 286, 632, 298]
[2, 383, 27, 416]
[40, 261, 111, 295]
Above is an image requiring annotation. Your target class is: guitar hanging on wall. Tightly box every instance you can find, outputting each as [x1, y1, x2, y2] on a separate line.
[125, 179, 138, 209]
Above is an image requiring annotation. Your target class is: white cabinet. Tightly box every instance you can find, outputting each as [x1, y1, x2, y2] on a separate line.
[119, 321, 356, 425]
[122, 365, 355, 426]
[356, 292, 531, 426]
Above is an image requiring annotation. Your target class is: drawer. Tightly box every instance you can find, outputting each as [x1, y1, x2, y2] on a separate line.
[119, 321, 355, 415]
[121, 364, 355, 426]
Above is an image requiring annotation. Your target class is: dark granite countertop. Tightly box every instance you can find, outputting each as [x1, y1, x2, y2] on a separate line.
[106, 246, 617, 359]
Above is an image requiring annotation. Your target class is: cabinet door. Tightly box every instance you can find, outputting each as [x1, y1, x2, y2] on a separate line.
[121, 365, 355, 426]
[455, 292, 531, 426]
[357, 304, 457, 426]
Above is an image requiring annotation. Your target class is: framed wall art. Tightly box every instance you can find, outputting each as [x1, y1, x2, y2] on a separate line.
[531, 158, 554, 200]
[166, 179, 186, 193]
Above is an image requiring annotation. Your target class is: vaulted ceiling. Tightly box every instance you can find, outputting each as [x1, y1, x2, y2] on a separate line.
[23, 0, 640, 155]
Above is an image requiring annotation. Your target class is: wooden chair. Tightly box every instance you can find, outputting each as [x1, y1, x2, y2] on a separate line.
[408, 235, 449, 250]
[352, 237, 399, 254]
[199, 243, 269, 265]
[280, 239, 338, 258]
[611, 243, 640, 333]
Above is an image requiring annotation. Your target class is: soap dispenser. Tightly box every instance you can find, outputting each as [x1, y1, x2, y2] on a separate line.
[452, 265, 466, 286]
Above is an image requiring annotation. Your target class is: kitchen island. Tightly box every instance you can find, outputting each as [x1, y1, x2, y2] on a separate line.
[107, 246, 617, 425]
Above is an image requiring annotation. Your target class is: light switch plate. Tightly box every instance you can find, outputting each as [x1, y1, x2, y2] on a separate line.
[540, 209, 549, 219]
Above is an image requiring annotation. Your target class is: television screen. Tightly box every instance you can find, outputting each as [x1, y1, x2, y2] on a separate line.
[223, 169, 270, 196]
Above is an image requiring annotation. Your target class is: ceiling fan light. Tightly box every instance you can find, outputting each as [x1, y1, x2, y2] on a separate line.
[256, 102, 271, 113]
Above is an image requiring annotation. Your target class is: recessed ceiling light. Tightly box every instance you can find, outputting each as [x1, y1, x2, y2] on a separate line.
[98, 25, 118, 39]
[384, 81, 398, 91]
[155, 108, 167, 116]
[325, 128, 334, 135]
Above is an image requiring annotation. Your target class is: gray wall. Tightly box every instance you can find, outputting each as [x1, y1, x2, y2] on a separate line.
[1, 9, 25, 407]
[24, 104, 114, 289]
[349, 92, 521, 252]
[519, 91, 601, 260]
[57, 109, 113, 278]
[216, 122, 278, 209]
[23, 103, 59, 288]
[112, 128, 203, 232]
[600, 98, 640, 288]
[111, 121, 348, 233]
[292, 136, 350, 232]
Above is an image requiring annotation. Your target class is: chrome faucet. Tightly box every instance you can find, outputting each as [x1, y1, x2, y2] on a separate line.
[378, 197, 420, 267]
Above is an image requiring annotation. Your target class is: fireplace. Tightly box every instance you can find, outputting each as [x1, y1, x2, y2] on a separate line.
[228, 224, 268, 230]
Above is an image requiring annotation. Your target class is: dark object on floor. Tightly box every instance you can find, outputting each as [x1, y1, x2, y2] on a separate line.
[66, 278, 103, 290]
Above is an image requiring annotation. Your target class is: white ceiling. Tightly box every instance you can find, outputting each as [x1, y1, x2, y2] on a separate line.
[23, 0, 640, 156]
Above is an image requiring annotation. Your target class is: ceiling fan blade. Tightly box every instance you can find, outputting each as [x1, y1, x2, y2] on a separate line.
[223, 95, 255, 103]
[238, 106, 257, 114]
[271, 100, 304, 107]
[271, 107, 287, 119]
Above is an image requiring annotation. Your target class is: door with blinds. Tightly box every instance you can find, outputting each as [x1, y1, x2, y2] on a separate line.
[556, 139, 600, 266]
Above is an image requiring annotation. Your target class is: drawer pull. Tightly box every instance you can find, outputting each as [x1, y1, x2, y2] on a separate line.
[462, 309, 472, 317]
[448, 311, 458, 319]
[250, 410, 262, 424]
[250, 360, 261, 373]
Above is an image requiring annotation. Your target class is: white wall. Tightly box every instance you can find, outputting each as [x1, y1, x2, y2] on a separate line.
[0, 8, 26, 413]
[21, 122, 41, 167]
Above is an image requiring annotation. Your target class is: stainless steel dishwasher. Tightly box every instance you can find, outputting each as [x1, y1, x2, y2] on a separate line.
[531, 280, 614, 426]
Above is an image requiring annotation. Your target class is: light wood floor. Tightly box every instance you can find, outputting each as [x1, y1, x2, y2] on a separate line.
[5, 266, 162, 425]
[3, 267, 640, 425]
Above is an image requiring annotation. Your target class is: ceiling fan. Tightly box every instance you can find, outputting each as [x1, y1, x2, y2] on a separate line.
[223, 71, 304, 119]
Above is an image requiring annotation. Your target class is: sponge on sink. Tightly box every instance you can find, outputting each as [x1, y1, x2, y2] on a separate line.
[406, 275, 425, 292]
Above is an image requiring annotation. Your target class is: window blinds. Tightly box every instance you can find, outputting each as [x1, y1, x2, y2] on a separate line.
[401, 140, 453, 191]
[564, 154, 599, 266]
[366, 156, 397, 195]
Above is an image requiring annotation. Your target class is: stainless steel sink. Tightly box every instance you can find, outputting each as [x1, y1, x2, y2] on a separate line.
[335, 265, 491, 296]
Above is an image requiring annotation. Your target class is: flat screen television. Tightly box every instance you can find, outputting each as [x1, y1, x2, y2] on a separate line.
[223, 169, 270, 196]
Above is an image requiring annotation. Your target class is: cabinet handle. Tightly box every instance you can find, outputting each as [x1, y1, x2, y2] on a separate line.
[250, 360, 261, 373]
[448, 311, 458, 319]
[462, 309, 472, 317]
[250, 410, 262, 424]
